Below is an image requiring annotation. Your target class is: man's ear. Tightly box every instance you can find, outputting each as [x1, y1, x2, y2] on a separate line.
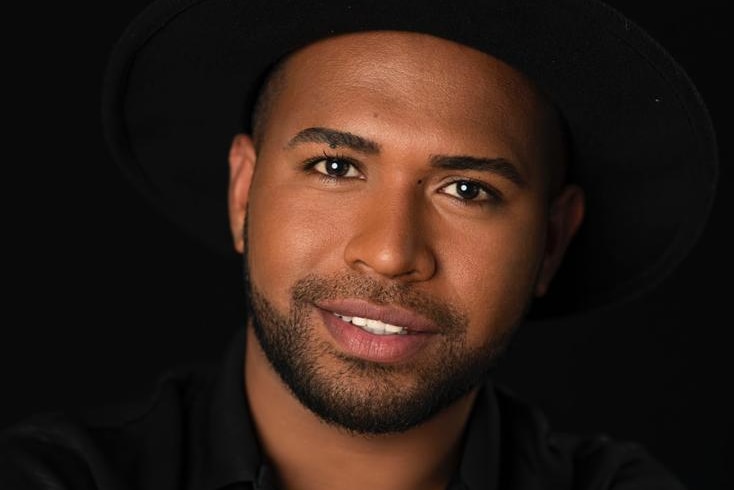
[534, 184, 585, 297]
[228, 133, 257, 254]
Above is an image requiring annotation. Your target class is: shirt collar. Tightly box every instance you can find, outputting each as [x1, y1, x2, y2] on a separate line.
[192, 326, 502, 490]
[457, 380, 501, 490]
[193, 326, 262, 490]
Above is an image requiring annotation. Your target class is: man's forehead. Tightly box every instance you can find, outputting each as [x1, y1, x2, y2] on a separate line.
[285, 30, 535, 91]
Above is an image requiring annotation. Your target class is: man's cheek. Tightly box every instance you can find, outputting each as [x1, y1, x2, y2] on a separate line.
[247, 198, 345, 298]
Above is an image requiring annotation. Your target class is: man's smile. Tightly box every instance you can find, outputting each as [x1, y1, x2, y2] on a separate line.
[316, 298, 442, 335]
[332, 313, 408, 336]
[317, 307, 435, 364]
[311, 298, 446, 363]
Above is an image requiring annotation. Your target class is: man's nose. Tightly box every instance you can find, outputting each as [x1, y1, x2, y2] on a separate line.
[343, 191, 437, 282]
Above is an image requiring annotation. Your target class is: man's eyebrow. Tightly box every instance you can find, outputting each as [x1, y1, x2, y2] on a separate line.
[286, 127, 380, 154]
[430, 155, 527, 187]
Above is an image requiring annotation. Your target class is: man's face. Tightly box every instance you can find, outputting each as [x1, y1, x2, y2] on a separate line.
[230, 32, 575, 434]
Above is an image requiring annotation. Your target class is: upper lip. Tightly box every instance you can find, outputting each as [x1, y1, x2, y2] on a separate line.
[316, 298, 441, 333]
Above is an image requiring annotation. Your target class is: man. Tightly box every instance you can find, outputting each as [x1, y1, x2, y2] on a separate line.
[0, 0, 718, 489]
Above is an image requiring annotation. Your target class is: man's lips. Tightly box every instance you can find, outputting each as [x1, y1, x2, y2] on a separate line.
[315, 299, 439, 363]
[315, 298, 440, 334]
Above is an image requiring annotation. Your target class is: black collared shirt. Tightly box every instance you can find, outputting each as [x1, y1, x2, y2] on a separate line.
[1, 327, 686, 489]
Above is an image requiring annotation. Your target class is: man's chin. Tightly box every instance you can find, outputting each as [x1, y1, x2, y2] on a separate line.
[276, 363, 473, 436]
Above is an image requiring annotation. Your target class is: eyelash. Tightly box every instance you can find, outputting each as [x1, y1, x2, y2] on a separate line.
[300, 152, 502, 206]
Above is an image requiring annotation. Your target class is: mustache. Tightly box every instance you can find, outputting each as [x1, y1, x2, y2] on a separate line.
[290, 272, 468, 334]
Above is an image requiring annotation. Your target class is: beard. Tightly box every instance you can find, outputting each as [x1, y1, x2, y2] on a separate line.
[242, 227, 517, 436]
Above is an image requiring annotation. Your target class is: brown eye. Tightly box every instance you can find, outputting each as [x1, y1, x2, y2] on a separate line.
[442, 180, 491, 201]
[325, 158, 350, 176]
[313, 157, 361, 178]
[455, 181, 480, 199]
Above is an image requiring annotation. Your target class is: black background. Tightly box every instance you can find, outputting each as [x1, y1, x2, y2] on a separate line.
[3, 1, 732, 488]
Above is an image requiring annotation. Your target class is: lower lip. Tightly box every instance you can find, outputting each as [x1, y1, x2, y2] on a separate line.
[318, 309, 432, 363]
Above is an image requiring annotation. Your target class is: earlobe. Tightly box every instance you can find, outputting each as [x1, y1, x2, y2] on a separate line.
[534, 184, 585, 297]
[228, 133, 257, 254]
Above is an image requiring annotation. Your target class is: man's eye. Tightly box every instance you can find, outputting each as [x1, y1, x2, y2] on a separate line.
[312, 157, 361, 178]
[440, 180, 498, 203]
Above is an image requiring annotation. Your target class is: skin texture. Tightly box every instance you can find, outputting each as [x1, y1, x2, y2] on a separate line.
[227, 31, 584, 490]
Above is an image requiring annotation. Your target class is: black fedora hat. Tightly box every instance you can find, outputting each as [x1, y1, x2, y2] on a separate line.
[101, 0, 718, 320]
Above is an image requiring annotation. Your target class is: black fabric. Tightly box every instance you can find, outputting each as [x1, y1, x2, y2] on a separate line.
[0, 327, 686, 490]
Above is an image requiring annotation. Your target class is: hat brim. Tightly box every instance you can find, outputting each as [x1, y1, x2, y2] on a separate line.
[101, 0, 718, 320]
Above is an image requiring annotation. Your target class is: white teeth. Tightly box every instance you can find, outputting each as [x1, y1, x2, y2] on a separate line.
[384, 324, 403, 334]
[365, 319, 381, 329]
[332, 313, 407, 335]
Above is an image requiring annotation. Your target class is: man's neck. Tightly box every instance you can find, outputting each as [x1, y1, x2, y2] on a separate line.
[243, 326, 478, 490]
